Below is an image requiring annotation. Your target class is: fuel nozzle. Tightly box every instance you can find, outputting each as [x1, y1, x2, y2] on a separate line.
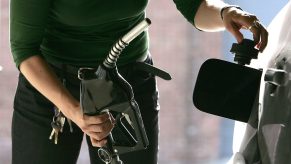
[230, 39, 259, 65]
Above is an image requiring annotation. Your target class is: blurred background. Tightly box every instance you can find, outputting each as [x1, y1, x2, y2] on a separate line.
[0, 0, 288, 163]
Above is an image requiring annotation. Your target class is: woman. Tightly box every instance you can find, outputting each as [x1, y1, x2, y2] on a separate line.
[10, 0, 268, 163]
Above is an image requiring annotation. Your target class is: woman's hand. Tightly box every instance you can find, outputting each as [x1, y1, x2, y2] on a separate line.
[221, 7, 268, 52]
[68, 106, 115, 147]
[20, 55, 115, 147]
[194, 1, 269, 52]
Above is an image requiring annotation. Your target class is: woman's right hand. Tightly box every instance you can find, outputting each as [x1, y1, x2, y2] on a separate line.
[69, 105, 116, 147]
[19, 56, 115, 147]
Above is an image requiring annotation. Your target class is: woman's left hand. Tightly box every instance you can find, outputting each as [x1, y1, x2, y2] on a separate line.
[221, 7, 268, 52]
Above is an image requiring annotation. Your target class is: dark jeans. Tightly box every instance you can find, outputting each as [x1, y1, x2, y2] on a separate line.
[12, 57, 159, 164]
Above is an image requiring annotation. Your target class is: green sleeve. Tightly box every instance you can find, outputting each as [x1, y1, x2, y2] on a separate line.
[173, 0, 203, 25]
[10, 0, 51, 68]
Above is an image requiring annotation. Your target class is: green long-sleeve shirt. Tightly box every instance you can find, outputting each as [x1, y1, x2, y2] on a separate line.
[10, 0, 202, 67]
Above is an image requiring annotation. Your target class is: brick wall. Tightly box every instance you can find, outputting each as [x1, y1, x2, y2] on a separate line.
[147, 0, 224, 163]
[1, 0, 17, 164]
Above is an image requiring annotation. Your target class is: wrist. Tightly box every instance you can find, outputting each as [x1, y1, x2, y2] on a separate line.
[57, 95, 81, 120]
[220, 5, 243, 20]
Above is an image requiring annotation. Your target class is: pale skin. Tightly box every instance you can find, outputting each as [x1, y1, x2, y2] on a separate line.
[19, 0, 268, 147]
[195, 0, 268, 52]
[20, 56, 115, 147]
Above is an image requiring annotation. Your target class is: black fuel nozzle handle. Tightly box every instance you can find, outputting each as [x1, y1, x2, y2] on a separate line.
[230, 39, 259, 65]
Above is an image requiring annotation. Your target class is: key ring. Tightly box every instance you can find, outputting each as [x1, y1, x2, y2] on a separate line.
[98, 147, 112, 164]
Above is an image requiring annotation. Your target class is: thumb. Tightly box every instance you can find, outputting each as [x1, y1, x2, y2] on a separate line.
[226, 23, 244, 43]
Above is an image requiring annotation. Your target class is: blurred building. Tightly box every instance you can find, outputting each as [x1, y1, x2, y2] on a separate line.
[147, 1, 225, 163]
[0, 0, 288, 164]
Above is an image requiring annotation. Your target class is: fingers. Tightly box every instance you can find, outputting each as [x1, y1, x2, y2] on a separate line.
[83, 112, 111, 124]
[249, 21, 268, 52]
[246, 19, 261, 44]
[88, 131, 110, 141]
[244, 19, 268, 52]
[257, 24, 268, 52]
[76, 112, 115, 147]
[223, 8, 269, 52]
[91, 137, 107, 147]
[86, 119, 114, 133]
[224, 21, 244, 43]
